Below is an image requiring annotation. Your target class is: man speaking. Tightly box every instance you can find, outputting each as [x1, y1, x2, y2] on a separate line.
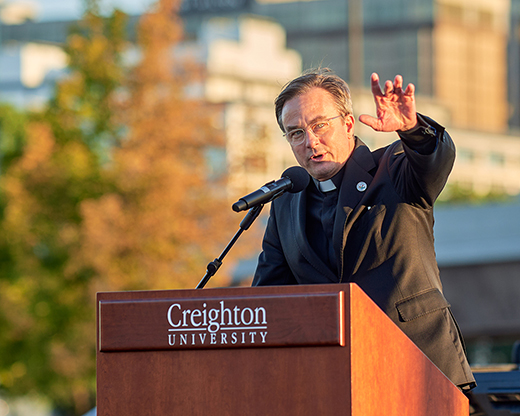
[252, 68, 475, 391]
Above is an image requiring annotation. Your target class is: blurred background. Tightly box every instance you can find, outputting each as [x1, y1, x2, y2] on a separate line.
[1, 0, 520, 414]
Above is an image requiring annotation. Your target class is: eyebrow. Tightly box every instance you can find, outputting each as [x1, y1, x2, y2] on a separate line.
[285, 115, 327, 132]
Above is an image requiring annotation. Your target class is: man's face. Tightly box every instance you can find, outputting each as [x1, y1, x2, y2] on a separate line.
[281, 87, 355, 181]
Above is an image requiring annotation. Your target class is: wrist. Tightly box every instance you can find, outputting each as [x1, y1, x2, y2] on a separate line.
[397, 116, 419, 133]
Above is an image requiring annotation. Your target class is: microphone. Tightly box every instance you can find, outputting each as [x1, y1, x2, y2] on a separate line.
[232, 166, 310, 212]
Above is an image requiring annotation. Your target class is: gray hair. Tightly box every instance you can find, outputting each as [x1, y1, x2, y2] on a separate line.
[275, 68, 353, 132]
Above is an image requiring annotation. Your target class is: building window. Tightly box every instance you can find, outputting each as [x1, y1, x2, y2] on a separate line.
[244, 122, 268, 174]
[478, 10, 494, 29]
[438, 3, 464, 23]
[457, 149, 475, 163]
[489, 152, 505, 166]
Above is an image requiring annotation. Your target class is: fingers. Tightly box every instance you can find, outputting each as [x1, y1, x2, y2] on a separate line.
[383, 80, 394, 96]
[370, 73, 382, 96]
[370, 73, 414, 97]
[403, 82, 415, 97]
[385, 75, 404, 96]
[393, 75, 403, 90]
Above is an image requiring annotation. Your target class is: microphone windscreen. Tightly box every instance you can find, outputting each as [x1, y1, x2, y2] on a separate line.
[281, 166, 310, 193]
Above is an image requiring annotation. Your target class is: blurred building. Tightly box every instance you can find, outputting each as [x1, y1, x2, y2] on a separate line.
[0, 11, 300, 195]
[510, 0, 520, 131]
[434, 0, 509, 133]
[434, 198, 520, 365]
[3, 1, 520, 195]
[0, 0, 69, 109]
[0, 0, 519, 368]
[181, 0, 515, 133]
[178, 0, 520, 195]
[0, 41, 67, 109]
[191, 16, 300, 195]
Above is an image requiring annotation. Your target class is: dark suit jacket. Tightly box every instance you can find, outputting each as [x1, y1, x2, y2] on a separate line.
[252, 116, 475, 389]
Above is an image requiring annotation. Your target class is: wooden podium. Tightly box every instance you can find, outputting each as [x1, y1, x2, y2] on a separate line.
[97, 283, 468, 415]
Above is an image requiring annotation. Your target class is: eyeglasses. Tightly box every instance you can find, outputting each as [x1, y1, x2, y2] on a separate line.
[283, 115, 343, 146]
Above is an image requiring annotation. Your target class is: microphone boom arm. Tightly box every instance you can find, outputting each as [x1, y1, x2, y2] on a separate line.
[196, 204, 264, 289]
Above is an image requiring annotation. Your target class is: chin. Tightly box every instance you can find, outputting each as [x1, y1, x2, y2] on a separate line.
[308, 165, 335, 181]
[311, 171, 334, 181]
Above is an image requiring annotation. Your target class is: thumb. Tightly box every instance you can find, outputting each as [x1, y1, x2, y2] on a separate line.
[358, 114, 383, 131]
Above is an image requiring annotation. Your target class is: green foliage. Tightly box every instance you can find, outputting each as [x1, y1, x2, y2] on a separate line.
[76, 0, 233, 292]
[0, 103, 29, 230]
[0, 4, 127, 415]
[0, 1, 233, 414]
[0, 104, 28, 176]
[45, 6, 127, 161]
[0, 124, 102, 413]
[438, 183, 515, 205]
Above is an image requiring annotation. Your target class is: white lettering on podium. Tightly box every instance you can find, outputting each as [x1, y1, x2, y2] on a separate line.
[166, 300, 268, 348]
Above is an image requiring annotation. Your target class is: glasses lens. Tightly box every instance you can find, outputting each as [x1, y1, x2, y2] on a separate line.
[285, 116, 340, 146]
[311, 120, 330, 136]
[286, 129, 304, 145]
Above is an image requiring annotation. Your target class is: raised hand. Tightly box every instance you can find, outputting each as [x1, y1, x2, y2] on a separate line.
[358, 73, 417, 132]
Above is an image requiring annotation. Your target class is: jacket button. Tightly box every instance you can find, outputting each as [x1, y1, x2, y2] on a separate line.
[424, 126, 436, 137]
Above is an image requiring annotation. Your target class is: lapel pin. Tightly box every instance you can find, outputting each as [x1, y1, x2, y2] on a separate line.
[356, 181, 367, 192]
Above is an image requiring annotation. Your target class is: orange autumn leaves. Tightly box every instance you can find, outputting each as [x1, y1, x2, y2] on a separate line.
[0, 2, 241, 412]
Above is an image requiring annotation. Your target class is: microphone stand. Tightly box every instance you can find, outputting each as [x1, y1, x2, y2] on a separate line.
[196, 204, 264, 289]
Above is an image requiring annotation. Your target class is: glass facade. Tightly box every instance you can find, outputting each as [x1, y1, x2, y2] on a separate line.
[509, 0, 520, 130]
[216, 0, 437, 93]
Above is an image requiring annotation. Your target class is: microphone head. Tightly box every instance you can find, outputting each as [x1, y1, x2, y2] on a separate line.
[281, 166, 310, 193]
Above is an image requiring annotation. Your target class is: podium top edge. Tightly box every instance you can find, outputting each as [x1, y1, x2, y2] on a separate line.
[96, 283, 358, 301]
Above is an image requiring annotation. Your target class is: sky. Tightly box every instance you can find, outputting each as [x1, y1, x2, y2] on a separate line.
[5, 0, 156, 22]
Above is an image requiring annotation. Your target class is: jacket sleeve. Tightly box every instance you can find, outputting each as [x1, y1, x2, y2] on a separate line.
[252, 205, 297, 286]
[392, 114, 456, 207]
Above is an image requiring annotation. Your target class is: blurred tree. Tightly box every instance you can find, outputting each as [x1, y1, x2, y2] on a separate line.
[0, 0, 239, 414]
[0, 104, 28, 176]
[0, 122, 101, 414]
[77, 0, 234, 291]
[0, 2, 127, 414]
[438, 183, 514, 205]
[0, 104, 28, 281]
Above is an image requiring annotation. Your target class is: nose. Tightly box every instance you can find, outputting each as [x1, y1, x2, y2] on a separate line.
[305, 129, 320, 147]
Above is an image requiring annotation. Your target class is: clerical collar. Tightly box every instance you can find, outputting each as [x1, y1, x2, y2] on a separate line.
[316, 179, 336, 192]
[313, 165, 346, 193]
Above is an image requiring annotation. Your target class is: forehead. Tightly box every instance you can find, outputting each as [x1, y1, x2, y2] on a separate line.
[281, 87, 337, 127]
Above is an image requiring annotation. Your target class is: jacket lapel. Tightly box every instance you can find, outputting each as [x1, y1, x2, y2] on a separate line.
[333, 139, 376, 277]
[290, 185, 339, 283]
[287, 138, 377, 283]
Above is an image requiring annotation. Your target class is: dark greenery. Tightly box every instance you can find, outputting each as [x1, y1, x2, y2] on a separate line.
[0, 1, 233, 414]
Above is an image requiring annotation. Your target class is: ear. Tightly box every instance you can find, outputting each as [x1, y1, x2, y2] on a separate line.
[343, 113, 355, 135]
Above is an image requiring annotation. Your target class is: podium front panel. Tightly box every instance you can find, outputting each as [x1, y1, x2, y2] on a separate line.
[96, 283, 468, 416]
[99, 292, 345, 352]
